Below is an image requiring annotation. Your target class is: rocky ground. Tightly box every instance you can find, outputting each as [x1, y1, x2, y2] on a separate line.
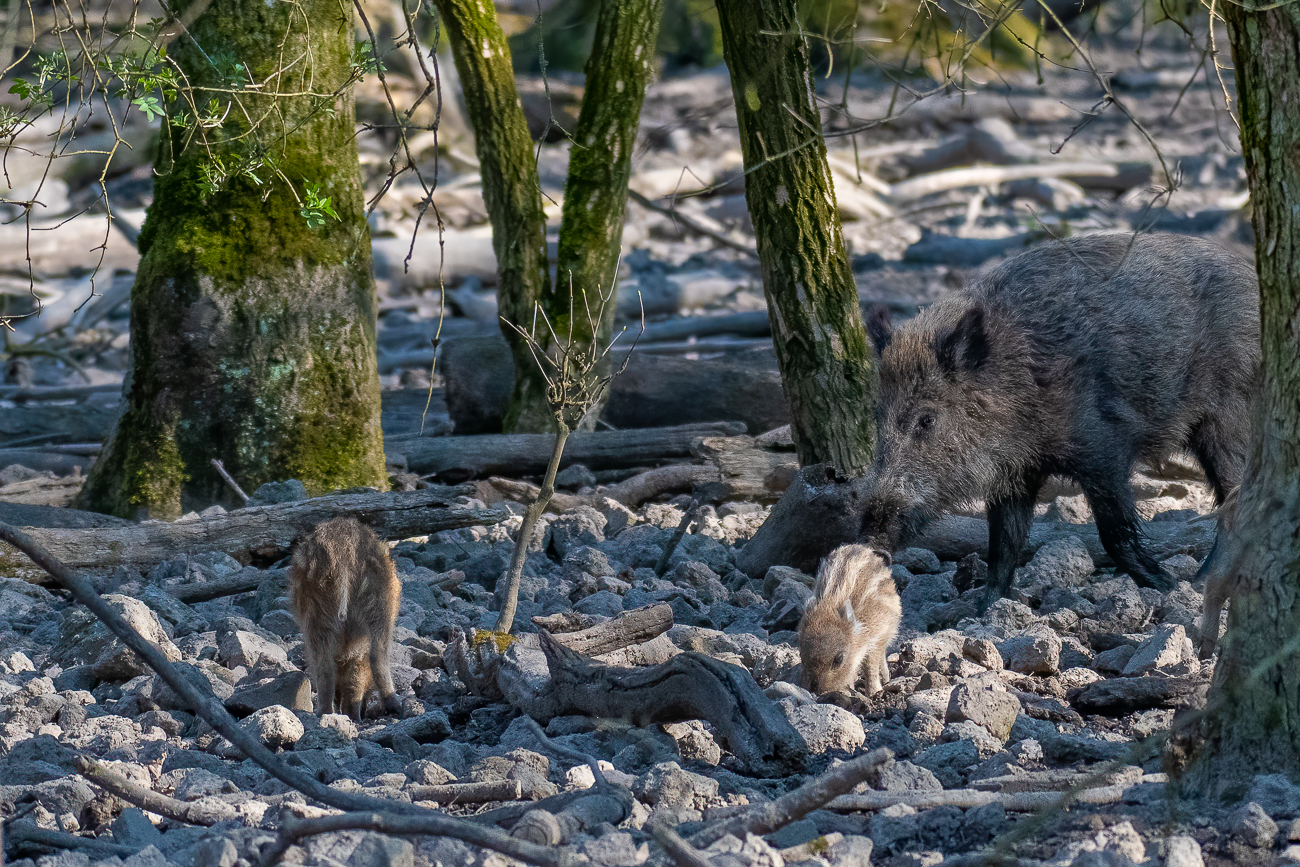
[0, 6, 1285, 867]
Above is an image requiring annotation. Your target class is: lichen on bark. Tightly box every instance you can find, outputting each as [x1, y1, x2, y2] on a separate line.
[76, 0, 386, 519]
[714, 0, 874, 476]
[1177, 0, 1300, 800]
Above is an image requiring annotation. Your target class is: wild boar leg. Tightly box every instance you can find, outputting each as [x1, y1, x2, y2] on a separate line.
[1189, 421, 1244, 503]
[1081, 478, 1175, 592]
[982, 483, 1039, 607]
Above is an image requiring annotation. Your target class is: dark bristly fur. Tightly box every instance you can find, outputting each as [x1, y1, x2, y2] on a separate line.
[798, 544, 900, 696]
[289, 516, 401, 719]
[861, 233, 1259, 607]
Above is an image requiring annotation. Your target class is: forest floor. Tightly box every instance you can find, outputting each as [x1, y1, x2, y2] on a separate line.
[0, 14, 1284, 867]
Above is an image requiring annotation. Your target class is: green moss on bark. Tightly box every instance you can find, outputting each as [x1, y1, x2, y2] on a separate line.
[714, 0, 874, 475]
[76, 0, 386, 519]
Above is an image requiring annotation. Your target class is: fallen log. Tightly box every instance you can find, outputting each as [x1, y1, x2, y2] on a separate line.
[0, 487, 502, 573]
[1067, 675, 1211, 715]
[825, 783, 1134, 812]
[890, 161, 1149, 201]
[441, 334, 788, 435]
[497, 631, 807, 776]
[392, 422, 747, 479]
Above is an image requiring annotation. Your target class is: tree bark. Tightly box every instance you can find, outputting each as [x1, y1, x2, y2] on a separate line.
[75, 0, 387, 519]
[433, 0, 553, 432]
[713, 0, 875, 475]
[1179, 2, 1300, 800]
[550, 0, 664, 423]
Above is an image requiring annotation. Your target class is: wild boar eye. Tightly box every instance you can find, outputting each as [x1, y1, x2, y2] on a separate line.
[913, 413, 935, 436]
[833, 652, 845, 668]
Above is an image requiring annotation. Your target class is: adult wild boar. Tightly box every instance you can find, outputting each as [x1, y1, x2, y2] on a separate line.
[861, 233, 1258, 605]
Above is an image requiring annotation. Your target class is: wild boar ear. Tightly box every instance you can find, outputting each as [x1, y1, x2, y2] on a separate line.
[865, 305, 893, 355]
[936, 305, 990, 374]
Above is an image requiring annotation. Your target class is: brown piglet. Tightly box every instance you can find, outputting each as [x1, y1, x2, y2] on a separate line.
[289, 516, 401, 719]
[798, 544, 901, 697]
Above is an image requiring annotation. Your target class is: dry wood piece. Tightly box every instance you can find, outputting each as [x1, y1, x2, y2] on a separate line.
[483, 464, 715, 513]
[691, 747, 892, 847]
[651, 820, 714, 867]
[394, 422, 747, 479]
[2, 487, 501, 573]
[409, 779, 523, 804]
[165, 567, 285, 604]
[827, 783, 1133, 812]
[1067, 675, 1212, 715]
[691, 435, 799, 503]
[77, 756, 238, 825]
[500, 631, 807, 776]
[539, 603, 674, 657]
[890, 161, 1139, 200]
[971, 765, 1144, 794]
[511, 789, 634, 845]
[6, 819, 135, 858]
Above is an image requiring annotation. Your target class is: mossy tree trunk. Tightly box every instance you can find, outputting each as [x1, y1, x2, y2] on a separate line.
[1179, 2, 1300, 800]
[434, 0, 554, 433]
[553, 0, 664, 412]
[713, 0, 874, 475]
[437, 0, 662, 433]
[76, 0, 386, 520]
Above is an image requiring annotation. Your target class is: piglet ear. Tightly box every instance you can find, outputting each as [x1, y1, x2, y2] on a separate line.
[936, 305, 989, 374]
[866, 306, 893, 355]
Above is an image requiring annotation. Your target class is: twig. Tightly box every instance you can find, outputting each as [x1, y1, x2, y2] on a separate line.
[76, 756, 238, 826]
[825, 783, 1132, 812]
[408, 779, 523, 804]
[650, 820, 714, 867]
[690, 747, 893, 847]
[655, 499, 699, 576]
[211, 458, 250, 505]
[523, 716, 608, 791]
[5, 819, 135, 857]
[258, 811, 575, 867]
[627, 189, 758, 258]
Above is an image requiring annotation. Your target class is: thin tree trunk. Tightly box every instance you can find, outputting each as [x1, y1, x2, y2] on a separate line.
[434, 0, 554, 432]
[76, 0, 386, 519]
[1179, 2, 1300, 798]
[713, 0, 875, 475]
[552, 0, 664, 420]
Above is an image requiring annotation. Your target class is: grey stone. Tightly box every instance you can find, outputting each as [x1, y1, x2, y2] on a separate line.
[246, 479, 308, 505]
[367, 710, 452, 746]
[225, 671, 312, 715]
[872, 759, 942, 793]
[781, 701, 866, 754]
[913, 738, 980, 788]
[573, 589, 625, 618]
[983, 599, 1040, 631]
[216, 630, 288, 671]
[1164, 835, 1204, 867]
[1249, 774, 1300, 819]
[238, 704, 303, 749]
[555, 463, 597, 489]
[962, 638, 1003, 671]
[945, 683, 1020, 742]
[825, 835, 874, 867]
[1018, 536, 1093, 588]
[940, 720, 1003, 759]
[662, 720, 722, 766]
[579, 832, 648, 867]
[550, 506, 607, 558]
[999, 627, 1061, 676]
[895, 548, 941, 575]
[110, 807, 163, 848]
[1092, 644, 1136, 675]
[187, 837, 238, 867]
[762, 566, 812, 597]
[121, 847, 169, 867]
[634, 761, 719, 809]
[55, 595, 182, 680]
[1234, 801, 1279, 848]
[1122, 624, 1192, 676]
[901, 574, 958, 630]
